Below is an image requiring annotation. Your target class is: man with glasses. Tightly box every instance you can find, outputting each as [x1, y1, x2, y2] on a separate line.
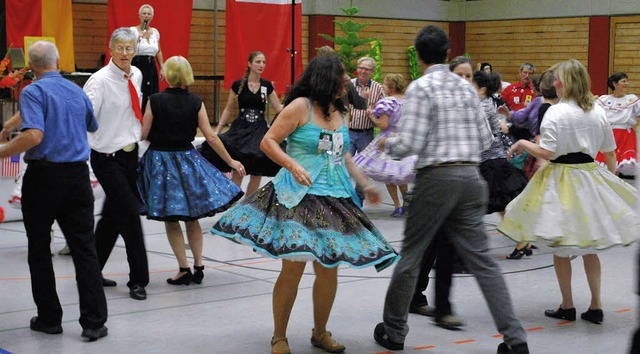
[501, 63, 536, 111]
[349, 57, 385, 204]
[83, 27, 149, 301]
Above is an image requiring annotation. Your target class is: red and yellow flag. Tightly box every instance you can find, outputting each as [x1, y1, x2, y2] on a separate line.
[6, 0, 75, 72]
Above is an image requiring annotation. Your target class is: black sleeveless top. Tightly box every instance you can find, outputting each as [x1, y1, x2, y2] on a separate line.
[148, 87, 202, 151]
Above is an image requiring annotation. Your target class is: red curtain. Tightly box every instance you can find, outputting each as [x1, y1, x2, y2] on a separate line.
[107, 0, 193, 91]
[225, 0, 303, 94]
[6, 0, 42, 54]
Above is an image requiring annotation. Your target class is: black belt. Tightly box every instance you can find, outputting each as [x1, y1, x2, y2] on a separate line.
[92, 143, 137, 157]
[349, 128, 373, 132]
[550, 152, 593, 164]
[134, 55, 155, 63]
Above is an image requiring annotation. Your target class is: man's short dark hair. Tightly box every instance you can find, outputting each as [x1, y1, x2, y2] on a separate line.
[415, 26, 449, 65]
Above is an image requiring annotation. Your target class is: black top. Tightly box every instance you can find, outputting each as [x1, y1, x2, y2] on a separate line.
[537, 102, 552, 136]
[148, 87, 202, 151]
[232, 78, 274, 111]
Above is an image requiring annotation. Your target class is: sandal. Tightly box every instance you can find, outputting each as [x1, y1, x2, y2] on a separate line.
[271, 336, 291, 354]
[311, 329, 346, 353]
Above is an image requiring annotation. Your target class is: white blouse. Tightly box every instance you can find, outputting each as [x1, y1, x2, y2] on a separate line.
[596, 94, 640, 129]
[130, 26, 160, 56]
[539, 99, 616, 159]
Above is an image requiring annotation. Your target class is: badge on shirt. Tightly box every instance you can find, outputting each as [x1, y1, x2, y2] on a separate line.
[513, 96, 520, 104]
[332, 133, 344, 166]
[260, 86, 268, 103]
[525, 95, 532, 104]
[318, 132, 333, 154]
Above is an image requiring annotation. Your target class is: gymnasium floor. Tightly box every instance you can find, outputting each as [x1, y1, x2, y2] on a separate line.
[0, 178, 638, 354]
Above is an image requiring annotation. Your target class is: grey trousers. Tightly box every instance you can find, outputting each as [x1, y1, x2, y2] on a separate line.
[381, 165, 527, 346]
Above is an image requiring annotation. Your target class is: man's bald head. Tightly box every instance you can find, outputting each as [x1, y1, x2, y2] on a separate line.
[28, 41, 59, 71]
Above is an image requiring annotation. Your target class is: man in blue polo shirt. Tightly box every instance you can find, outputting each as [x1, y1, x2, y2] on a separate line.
[0, 40, 108, 341]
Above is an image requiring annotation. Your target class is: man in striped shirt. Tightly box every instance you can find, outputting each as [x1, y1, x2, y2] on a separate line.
[348, 56, 385, 203]
[373, 26, 529, 354]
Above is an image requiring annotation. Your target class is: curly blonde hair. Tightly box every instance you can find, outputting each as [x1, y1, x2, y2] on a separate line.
[383, 74, 405, 94]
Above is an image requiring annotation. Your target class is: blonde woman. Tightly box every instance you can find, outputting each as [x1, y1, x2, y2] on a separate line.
[500, 59, 640, 324]
[138, 56, 245, 285]
[201, 51, 283, 197]
[130, 4, 164, 112]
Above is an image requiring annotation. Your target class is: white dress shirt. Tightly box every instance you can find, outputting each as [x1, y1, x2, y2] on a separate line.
[84, 59, 143, 154]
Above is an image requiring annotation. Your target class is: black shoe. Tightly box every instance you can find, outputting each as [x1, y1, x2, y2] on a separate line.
[81, 326, 108, 341]
[373, 322, 404, 351]
[506, 244, 532, 259]
[497, 342, 530, 354]
[580, 308, 603, 324]
[129, 285, 147, 300]
[192, 265, 205, 284]
[409, 304, 435, 317]
[102, 277, 117, 287]
[166, 267, 192, 285]
[30, 316, 62, 334]
[544, 306, 576, 321]
[434, 315, 466, 330]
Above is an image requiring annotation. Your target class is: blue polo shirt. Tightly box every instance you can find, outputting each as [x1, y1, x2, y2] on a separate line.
[19, 71, 98, 163]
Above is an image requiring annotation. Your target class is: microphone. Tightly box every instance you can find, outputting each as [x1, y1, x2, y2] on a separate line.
[142, 20, 148, 32]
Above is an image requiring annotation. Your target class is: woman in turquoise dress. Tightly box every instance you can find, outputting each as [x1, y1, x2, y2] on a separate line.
[211, 55, 398, 354]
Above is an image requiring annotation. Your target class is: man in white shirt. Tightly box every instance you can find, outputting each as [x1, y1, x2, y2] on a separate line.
[83, 27, 149, 301]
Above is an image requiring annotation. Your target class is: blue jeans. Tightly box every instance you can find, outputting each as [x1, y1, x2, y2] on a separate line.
[348, 129, 374, 202]
[381, 165, 527, 346]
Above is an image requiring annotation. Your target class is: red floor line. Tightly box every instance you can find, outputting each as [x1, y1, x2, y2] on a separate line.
[413, 345, 436, 350]
[454, 339, 476, 345]
[556, 320, 574, 326]
[491, 334, 504, 338]
[526, 326, 545, 332]
[615, 308, 631, 313]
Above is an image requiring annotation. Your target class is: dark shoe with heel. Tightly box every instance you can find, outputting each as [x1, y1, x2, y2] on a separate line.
[30, 317, 62, 334]
[506, 243, 533, 259]
[166, 267, 192, 285]
[581, 308, 603, 324]
[373, 322, 404, 350]
[192, 265, 205, 284]
[101, 277, 117, 287]
[544, 306, 576, 321]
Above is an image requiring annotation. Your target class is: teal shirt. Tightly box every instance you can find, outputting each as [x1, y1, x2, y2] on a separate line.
[272, 99, 358, 208]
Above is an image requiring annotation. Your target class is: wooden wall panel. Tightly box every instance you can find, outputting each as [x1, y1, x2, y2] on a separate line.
[610, 16, 640, 94]
[465, 17, 590, 84]
[333, 17, 448, 81]
[73, 4, 108, 70]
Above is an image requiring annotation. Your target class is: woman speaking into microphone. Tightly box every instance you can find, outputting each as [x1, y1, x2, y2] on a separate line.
[130, 4, 164, 112]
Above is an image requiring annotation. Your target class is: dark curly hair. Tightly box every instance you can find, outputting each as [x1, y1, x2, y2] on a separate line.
[283, 55, 347, 120]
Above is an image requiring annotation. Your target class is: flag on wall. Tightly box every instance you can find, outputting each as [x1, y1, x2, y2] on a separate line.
[1, 154, 20, 179]
[5, 0, 75, 72]
[225, 0, 303, 94]
[107, 0, 193, 91]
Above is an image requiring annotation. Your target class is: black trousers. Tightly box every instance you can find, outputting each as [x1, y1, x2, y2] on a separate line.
[91, 147, 149, 288]
[22, 161, 107, 329]
[410, 231, 454, 319]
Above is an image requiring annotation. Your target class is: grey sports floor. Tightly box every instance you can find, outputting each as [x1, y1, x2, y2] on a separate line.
[0, 178, 638, 354]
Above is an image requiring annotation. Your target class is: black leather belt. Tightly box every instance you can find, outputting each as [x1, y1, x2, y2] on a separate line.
[349, 128, 373, 132]
[430, 161, 477, 167]
[551, 152, 593, 164]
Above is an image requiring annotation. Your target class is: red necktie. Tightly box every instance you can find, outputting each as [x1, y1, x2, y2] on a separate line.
[125, 74, 143, 125]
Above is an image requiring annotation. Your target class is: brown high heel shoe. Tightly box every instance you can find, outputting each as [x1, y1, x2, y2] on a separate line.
[311, 329, 346, 353]
[271, 336, 291, 354]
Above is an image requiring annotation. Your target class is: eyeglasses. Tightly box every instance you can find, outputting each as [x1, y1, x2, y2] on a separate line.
[357, 66, 373, 72]
[112, 46, 135, 54]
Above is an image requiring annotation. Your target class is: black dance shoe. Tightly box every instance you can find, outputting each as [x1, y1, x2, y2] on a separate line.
[81, 326, 108, 341]
[30, 316, 63, 334]
[129, 285, 147, 300]
[167, 267, 193, 285]
[581, 308, 603, 324]
[544, 306, 576, 321]
[506, 244, 533, 259]
[192, 265, 205, 284]
[101, 277, 117, 287]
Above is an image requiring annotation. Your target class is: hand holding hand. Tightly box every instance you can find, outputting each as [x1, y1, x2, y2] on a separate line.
[0, 128, 11, 142]
[497, 105, 511, 118]
[377, 137, 387, 152]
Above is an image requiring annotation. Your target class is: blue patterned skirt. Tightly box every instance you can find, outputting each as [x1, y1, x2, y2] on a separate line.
[137, 148, 244, 221]
[211, 182, 399, 271]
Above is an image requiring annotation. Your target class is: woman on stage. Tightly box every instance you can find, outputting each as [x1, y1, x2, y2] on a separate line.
[130, 3, 164, 112]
